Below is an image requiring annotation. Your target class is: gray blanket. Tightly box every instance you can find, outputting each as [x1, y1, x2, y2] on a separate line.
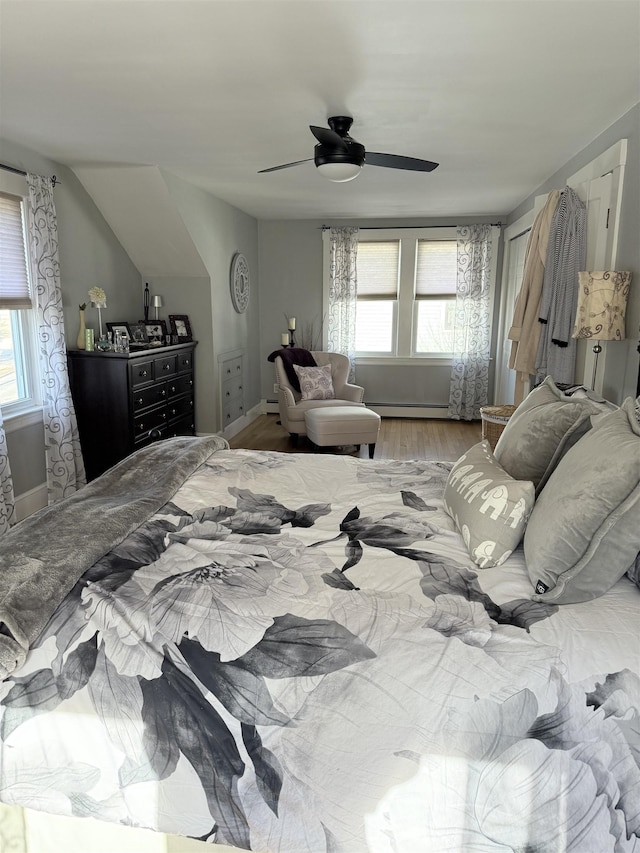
[0, 435, 227, 680]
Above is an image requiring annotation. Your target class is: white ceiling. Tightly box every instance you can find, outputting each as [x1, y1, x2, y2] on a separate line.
[1, 1, 639, 221]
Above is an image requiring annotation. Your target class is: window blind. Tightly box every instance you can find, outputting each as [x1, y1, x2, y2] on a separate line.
[0, 192, 32, 309]
[356, 241, 399, 299]
[415, 240, 457, 298]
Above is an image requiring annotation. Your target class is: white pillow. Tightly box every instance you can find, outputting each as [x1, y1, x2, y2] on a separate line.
[293, 364, 335, 401]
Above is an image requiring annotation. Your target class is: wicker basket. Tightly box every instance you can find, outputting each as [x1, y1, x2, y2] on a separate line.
[480, 404, 517, 450]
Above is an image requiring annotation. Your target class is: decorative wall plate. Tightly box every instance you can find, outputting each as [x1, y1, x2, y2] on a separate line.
[230, 253, 250, 313]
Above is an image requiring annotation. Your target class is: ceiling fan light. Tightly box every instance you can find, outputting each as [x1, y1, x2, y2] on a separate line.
[316, 162, 362, 182]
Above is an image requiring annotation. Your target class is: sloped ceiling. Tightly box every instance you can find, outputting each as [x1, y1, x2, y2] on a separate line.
[72, 165, 208, 277]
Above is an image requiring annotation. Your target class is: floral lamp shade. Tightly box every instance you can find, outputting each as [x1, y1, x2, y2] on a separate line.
[573, 270, 632, 342]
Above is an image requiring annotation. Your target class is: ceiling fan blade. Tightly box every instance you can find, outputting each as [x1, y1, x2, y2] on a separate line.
[365, 152, 439, 172]
[309, 125, 349, 150]
[258, 158, 314, 174]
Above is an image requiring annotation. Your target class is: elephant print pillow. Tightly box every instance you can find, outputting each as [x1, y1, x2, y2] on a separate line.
[444, 440, 535, 568]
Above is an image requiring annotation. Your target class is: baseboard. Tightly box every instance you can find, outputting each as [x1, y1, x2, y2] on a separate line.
[263, 400, 450, 419]
[14, 482, 48, 522]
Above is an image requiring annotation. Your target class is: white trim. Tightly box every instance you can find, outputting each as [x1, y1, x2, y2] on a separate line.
[567, 139, 627, 188]
[14, 482, 48, 522]
[2, 405, 43, 433]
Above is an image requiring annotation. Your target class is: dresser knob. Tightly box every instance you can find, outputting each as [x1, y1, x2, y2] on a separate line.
[161, 389, 166, 396]
[163, 363, 171, 371]
[170, 386, 176, 393]
[140, 369, 148, 377]
[185, 359, 190, 366]
[137, 397, 143, 405]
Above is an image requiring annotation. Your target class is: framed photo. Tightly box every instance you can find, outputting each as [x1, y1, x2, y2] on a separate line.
[129, 321, 148, 345]
[169, 314, 192, 342]
[106, 322, 132, 343]
[142, 320, 168, 345]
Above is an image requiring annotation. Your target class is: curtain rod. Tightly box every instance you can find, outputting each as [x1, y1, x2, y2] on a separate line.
[321, 222, 503, 230]
[0, 162, 60, 186]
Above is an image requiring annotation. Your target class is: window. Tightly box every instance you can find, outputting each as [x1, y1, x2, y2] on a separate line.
[0, 189, 38, 414]
[414, 239, 457, 354]
[354, 241, 399, 353]
[354, 228, 457, 358]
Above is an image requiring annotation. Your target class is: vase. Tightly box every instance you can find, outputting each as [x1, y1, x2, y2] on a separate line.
[77, 309, 86, 350]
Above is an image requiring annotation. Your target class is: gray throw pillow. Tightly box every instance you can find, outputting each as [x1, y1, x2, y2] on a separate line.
[524, 398, 640, 604]
[494, 376, 608, 492]
[443, 440, 535, 568]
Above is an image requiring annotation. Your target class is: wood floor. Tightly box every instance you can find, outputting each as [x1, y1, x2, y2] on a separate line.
[228, 413, 481, 463]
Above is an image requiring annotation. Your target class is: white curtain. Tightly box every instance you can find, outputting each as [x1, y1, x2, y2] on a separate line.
[27, 174, 86, 502]
[0, 408, 16, 535]
[326, 226, 359, 379]
[449, 224, 495, 420]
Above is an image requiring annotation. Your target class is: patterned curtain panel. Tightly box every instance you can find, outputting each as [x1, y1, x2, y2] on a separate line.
[326, 226, 359, 381]
[27, 174, 86, 502]
[449, 224, 494, 421]
[0, 408, 16, 536]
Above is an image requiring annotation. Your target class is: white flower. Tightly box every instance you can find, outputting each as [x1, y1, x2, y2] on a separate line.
[88, 286, 107, 307]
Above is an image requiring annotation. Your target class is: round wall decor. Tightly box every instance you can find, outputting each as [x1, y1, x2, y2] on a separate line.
[230, 253, 250, 313]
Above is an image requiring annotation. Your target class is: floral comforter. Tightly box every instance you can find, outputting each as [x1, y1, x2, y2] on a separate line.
[1, 447, 639, 852]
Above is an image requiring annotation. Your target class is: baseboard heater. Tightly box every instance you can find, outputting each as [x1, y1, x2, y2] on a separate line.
[264, 400, 450, 419]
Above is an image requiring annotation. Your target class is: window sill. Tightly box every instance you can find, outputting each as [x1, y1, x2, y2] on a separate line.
[2, 405, 44, 433]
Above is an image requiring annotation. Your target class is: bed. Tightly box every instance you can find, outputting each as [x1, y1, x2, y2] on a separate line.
[0, 383, 639, 853]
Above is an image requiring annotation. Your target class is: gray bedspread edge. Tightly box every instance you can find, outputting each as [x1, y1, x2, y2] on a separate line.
[0, 434, 228, 680]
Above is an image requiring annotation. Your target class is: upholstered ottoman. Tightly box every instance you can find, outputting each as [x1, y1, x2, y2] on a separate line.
[305, 406, 381, 458]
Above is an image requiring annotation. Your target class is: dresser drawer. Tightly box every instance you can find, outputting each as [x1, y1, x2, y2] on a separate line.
[153, 354, 177, 378]
[177, 350, 194, 373]
[132, 382, 167, 412]
[167, 414, 195, 438]
[167, 394, 194, 422]
[167, 373, 194, 398]
[222, 375, 243, 403]
[221, 355, 242, 380]
[130, 359, 155, 388]
[133, 406, 167, 440]
[222, 398, 244, 426]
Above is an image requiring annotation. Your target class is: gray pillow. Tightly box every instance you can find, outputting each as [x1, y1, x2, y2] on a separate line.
[494, 376, 607, 492]
[443, 440, 535, 568]
[525, 398, 640, 604]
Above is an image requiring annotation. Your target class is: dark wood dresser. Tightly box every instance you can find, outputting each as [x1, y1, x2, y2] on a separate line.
[68, 342, 196, 481]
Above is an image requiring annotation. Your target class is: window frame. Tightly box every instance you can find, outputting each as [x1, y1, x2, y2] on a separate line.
[0, 173, 41, 422]
[353, 226, 457, 362]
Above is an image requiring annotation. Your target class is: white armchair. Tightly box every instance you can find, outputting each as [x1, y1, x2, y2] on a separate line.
[275, 351, 365, 441]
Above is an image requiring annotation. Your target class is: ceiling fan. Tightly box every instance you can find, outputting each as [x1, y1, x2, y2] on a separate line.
[258, 116, 439, 182]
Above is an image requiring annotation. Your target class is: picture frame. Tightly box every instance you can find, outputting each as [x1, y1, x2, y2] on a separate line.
[169, 314, 193, 342]
[105, 322, 132, 343]
[142, 319, 168, 345]
[129, 321, 148, 346]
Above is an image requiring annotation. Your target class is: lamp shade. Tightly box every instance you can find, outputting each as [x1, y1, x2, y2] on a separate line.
[152, 295, 163, 309]
[572, 271, 631, 342]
